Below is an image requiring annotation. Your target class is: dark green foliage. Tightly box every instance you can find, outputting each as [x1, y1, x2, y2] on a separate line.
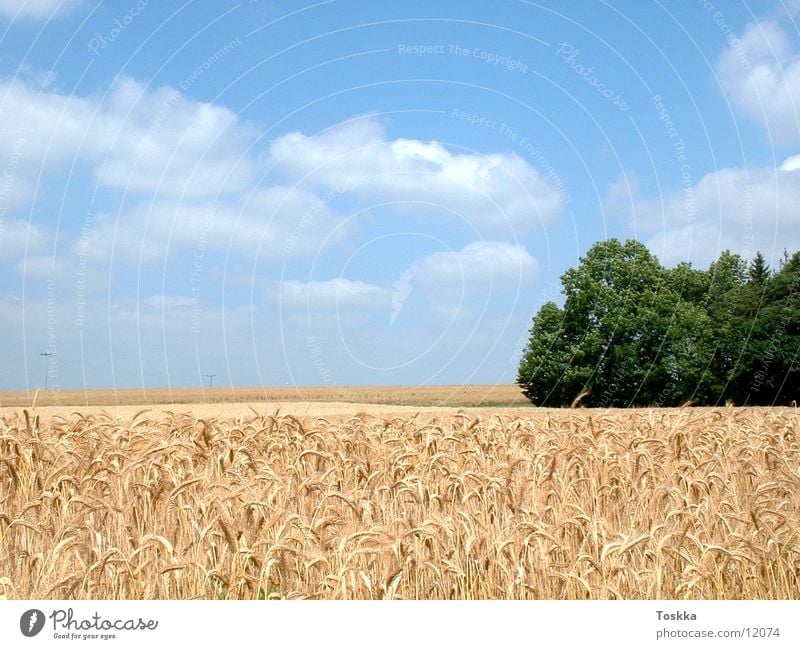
[517, 240, 799, 406]
[733, 251, 800, 404]
[748, 251, 771, 286]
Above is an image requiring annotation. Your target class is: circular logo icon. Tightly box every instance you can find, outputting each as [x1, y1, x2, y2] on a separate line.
[20, 609, 45, 637]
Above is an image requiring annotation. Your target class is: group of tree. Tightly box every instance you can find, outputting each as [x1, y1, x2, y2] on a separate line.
[517, 238, 799, 407]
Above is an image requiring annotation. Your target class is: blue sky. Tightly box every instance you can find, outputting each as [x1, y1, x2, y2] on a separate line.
[1, 0, 799, 391]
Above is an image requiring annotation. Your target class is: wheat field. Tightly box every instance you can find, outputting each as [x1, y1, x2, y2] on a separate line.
[0, 384, 530, 408]
[1, 405, 798, 599]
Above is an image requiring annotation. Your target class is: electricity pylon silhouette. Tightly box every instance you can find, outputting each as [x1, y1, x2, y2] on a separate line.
[40, 352, 54, 390]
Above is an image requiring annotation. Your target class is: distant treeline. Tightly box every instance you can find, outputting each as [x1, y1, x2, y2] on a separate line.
[517, 239, 799, 407]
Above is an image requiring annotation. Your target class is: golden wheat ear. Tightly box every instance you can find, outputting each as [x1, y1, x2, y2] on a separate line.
[570, 389, 590, 408]
[31, 388, 40, 409]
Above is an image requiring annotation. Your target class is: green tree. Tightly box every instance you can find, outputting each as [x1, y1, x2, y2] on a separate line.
[727, 251, 772, 402]
[734, 251, 800, 404]
[664, 261, 710, 304]
[519, 240, 697, 406]
[560, 239, 667, 405]
[748, 251, 771, 286]
[517, 241, 798, 407]
[701, 251, 748, 402]
[516, 301, 573, 405]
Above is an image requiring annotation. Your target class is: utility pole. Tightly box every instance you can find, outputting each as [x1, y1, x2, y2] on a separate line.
[40, 352, 54, 390]
[205, 373, 216, 388]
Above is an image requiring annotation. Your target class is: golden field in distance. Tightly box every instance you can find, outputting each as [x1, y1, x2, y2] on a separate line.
[1, 396, 798, 600]
[0, 384, 530, 409]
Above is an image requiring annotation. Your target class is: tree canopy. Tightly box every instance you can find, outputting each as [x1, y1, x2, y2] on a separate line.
[517, 239, 799, 407]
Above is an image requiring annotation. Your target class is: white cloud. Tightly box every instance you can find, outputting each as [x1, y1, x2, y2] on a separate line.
[0, 77, 258, 202]
[143, 294, 196, 309]
[0, 219, 48, 258]
[411, 241, 537, 287]
[76, 185, 345, 264]
[0, 83, 558, 285]
[789, 0, 800, 16]
[94, 78, 257, 197]
[607, 156, 800, 267]
[602, 172, 639, 216]
[717, 20, 800, 143]
[14, 254, 66, 278]
[269, 116, 563, 231]
[269, 241, 535, 325]
[0, 0, 83, 19]
[277, 278, 388, 310]
[779, 153, 800, 170]
[0, 83, 561, 271]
